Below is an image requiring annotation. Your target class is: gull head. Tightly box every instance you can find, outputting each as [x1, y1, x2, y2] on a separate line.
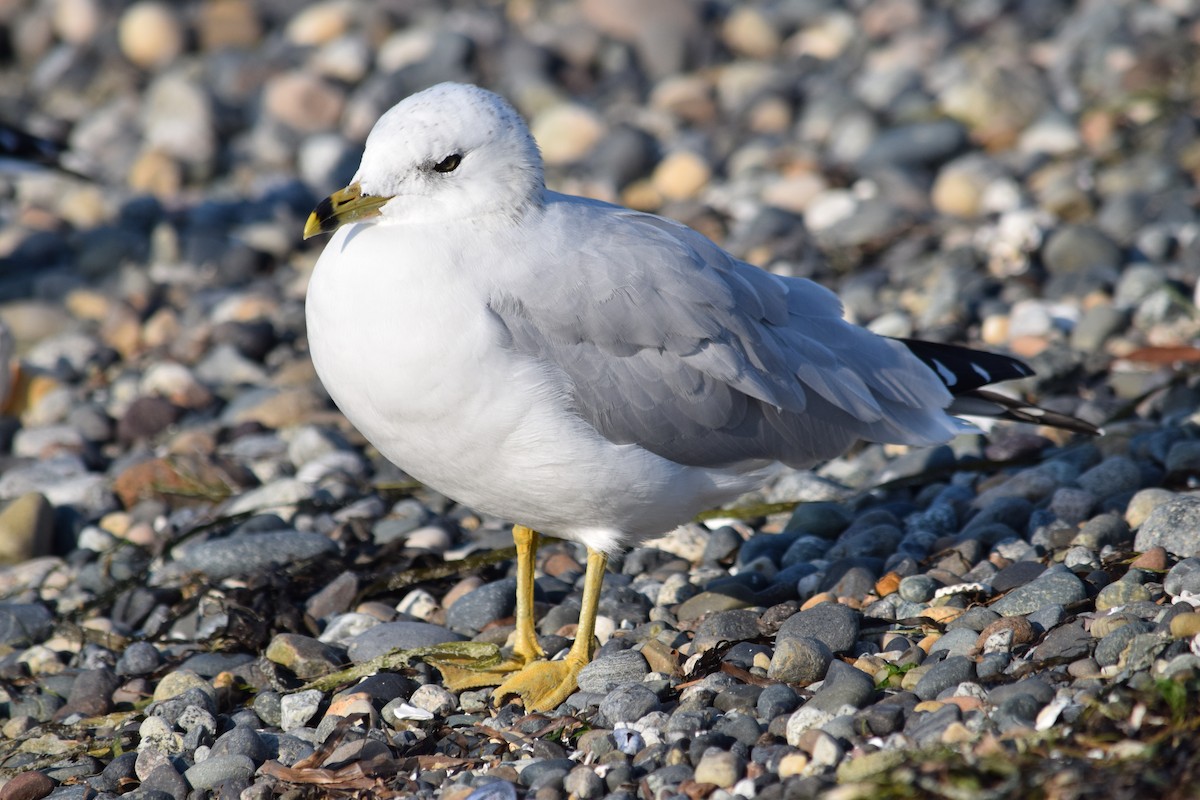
[304, 83, 545, 238]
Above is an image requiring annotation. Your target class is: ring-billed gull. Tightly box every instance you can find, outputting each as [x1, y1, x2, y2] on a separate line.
[303, 82, 1097, 711]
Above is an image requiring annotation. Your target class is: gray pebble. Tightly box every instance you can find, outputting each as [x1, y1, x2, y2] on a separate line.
[914, 656, 976, 701]
[346, 621, 465, 663]
[209, 726, 270, 765]
[577, 648, 650, 693]
[183, 754, 256, 790]
[445, 577, 517, 634]
[599, 682, 661, 725]
[518, 758, 575, 788]
[140, 763, 189, 800]
[1077, 456, 1142, 497]
[1164, 558, 1200, 597]
[563, 765, 605, 799]
[898, 575, 938, 603]
[1033, 620, 1091, 662]
[991, 567, 1087, 616]
[927, 628, 979, 658]
[464, 781, 518, 800]
[768, 635, 832, 684]
[809, 660, 875, 712]
[693, 608, 762, 651]
[776, 603, 860, 654]
[164, 530, 337, 581]
[1134, 497, 1200, 557]
[0, 603, 53, 647]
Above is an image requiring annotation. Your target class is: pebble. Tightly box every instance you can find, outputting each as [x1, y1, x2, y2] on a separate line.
[0, 493, 55, 565]
[577, 649, 650, 693]
[1134, 497, 1200, 557]
[183, 754, 256, 790]
[775, 603, 860, 654]
[161, 530, 337, 582]
[118, 1, 184, 69]
[0, 2, 1189, 797]
[768, 635, 833, 684]
[345, 621, 465, 663]
[991, 567, 1087, 617]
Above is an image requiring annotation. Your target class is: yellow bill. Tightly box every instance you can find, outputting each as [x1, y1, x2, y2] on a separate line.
[303, 182, 390, 239]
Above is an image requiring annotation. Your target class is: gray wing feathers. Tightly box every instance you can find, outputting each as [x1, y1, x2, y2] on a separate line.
[489, 202, 960, 469]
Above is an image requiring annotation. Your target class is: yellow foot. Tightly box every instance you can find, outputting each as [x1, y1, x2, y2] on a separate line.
[493, 658, 584, 712]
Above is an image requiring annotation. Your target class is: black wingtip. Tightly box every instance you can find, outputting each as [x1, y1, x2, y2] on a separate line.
[899, 338, 1034, 394]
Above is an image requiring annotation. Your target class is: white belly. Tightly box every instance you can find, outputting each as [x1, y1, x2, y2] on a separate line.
[305, 223, 764, 548]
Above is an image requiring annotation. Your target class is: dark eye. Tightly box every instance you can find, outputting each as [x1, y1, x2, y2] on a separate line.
[433, 153, 462, 173]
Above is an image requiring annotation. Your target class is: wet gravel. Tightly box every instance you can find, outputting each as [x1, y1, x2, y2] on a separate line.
[2, 1, 1200, 799]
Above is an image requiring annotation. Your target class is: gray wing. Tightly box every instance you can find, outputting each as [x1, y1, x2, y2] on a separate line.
[487, 197, 962, 469]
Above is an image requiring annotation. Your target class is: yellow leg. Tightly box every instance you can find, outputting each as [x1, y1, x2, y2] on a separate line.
[432, 524, 544, 690]
[507, 525, 546, 665]
[494, 546, 608, 712]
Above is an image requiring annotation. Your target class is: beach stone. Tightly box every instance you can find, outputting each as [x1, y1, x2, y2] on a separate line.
[989, 561, 1045, 593]
[767, 635, 832, 684]
[164, 530, 336, 581]
[1134, 497, 1200, 557]
[346, 622, 465, 663]
[598, 683, 660, 725]
[563, 765, 604, 799]
[280, 690, 324, 732]
[652, 151, 711, 201]
[898, 575, 938, 603]
[1129, 489, 1181, 530]
[1166, 442, 1200, 479]
[184, 754, 255, 790]
[265, 633, 343, 680]
[0, 603, 54, 648]
[0, 493, 55, 566]
[757, 683, 801, 720]
[1095, 581, 1152, 612]
[693, 608, 761, 651]
[914, 657, 976, 702]
[445, 578, 517, 635]
[410, 684, 456, 717]
[1095, 621, 1154, 667]
[775, 603, 860, 654]
[1042, 225, 1122, 276]
[118, 1, 184, 69]
[1073, 514, 1131, 550]
[1033, 621, 1091, 662]
[1077, 456, 1141, 497]
[210, 726, 269, 765]
[530, 103, 606, 166]
[264, 71, 344, 133]
[693, 748, 742, 788]
[285, 0, 350, 45]
[991, 567, 1086, 616]
[577, 649, 650, 693]
[2, 770, 54, 800]
[139, 762, 188, 798]
[810, 659, 875, 711]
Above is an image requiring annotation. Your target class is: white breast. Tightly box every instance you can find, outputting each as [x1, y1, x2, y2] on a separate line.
[305, 221, 767, 547]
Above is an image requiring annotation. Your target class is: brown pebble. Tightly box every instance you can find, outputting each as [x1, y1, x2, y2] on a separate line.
[1169, 612, 1200, 639]
[941, 696, 984, 712]
[542, 551, 582, 579]
[875, 572, 901, 596]
[1129, 546, 1168, 572]
[0, 770, 55, 800]
[974, 616, 1036, 654]
[443, 576, 484, 609]
[800, 592, 837, 610]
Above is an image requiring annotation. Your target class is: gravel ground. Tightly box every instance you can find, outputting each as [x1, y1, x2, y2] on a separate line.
[1, 1, 1200, 799]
